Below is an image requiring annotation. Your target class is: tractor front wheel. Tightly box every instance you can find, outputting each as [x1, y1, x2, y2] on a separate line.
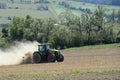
[33, 52, 41, 63]
[57, 54, 64, 62]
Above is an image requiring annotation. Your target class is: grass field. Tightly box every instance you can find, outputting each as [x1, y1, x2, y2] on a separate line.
[64, 43, 120, 51]
[0, 43, 120, 80]
[0, 3, 53, 24]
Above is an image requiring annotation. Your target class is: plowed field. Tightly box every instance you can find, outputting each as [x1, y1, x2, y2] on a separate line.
[0, 47, 120, 80]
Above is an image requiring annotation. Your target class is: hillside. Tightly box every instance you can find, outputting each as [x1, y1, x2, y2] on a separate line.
[0, 0, 120, 27]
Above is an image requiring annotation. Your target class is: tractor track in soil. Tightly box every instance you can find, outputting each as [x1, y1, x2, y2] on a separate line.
[0, 47, 120, 80]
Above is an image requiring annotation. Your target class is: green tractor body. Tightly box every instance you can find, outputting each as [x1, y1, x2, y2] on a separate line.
[33, 44, 64, 63]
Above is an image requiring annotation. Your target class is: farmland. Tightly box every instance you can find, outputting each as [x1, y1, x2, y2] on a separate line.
[0, 0, 120, 25]
[0, 1, 120, 79]
[0, 44, 120, 80]
[52, 0, 120, 15]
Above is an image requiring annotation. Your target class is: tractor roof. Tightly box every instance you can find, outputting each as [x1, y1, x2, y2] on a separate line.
[38, 43, 51, 46]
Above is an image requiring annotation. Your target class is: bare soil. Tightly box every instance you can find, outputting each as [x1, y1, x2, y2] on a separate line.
[0, 47, 120, 80]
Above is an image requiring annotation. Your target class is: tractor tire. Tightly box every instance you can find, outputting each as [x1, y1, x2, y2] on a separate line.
[57, 54, 64, 62]
[33, 52, 41, 63]
[47, 54, 56, 62]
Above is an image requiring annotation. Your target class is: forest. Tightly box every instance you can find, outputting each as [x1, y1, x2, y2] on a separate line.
[0, 6, 120, 49]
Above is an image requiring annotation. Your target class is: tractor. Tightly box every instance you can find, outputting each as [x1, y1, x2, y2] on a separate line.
[33, 44, 64, 63]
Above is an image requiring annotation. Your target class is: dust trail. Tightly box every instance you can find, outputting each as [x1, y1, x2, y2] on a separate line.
[0, 41, 39, 66]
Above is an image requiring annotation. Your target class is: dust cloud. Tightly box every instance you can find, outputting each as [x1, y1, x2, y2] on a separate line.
[0, 41, 39, 66]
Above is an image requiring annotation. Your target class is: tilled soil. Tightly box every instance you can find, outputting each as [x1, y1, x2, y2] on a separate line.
[0, 47, 120, 80]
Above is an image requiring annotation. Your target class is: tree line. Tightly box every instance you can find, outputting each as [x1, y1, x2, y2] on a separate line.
[73, 0, 120, 6]
[0, 6, 120, 49]
[59, 1, 92, 14]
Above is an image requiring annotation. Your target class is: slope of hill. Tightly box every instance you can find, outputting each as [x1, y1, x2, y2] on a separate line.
[0, 0, 120, 27]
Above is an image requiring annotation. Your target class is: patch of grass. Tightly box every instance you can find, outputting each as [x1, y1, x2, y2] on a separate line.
[66, 69, 120, 75]
[52, 5, 65, 15]
[0, 69, 119, 79]
[63, 43, 120, 51]
[0, 73, 50, 79]
[68, 70, 90, 75]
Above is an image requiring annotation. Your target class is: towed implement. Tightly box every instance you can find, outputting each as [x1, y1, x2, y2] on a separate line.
[33, 44, 64, 63]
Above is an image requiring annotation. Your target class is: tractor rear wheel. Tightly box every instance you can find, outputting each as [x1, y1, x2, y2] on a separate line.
[57, 54, 64, 62]
[47, 54, 56, 62]
[33, 52, 41, 63]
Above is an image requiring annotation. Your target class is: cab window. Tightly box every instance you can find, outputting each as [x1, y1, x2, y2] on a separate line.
[46, 45, 50, 50]
[39, 46, 45, 52]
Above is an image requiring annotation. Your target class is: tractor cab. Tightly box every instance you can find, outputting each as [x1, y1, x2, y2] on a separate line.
[38, 44, 50, 54]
